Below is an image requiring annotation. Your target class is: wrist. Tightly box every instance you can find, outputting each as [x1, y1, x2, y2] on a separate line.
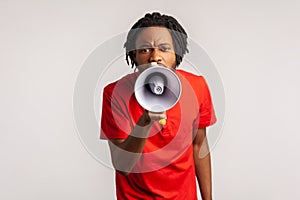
[137, 111, 153, 127]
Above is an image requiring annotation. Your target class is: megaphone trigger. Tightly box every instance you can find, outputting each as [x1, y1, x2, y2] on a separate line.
[159, 118, 167, 126]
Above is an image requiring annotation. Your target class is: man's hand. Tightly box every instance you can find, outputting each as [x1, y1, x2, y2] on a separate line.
[147, 111, 166, 122]
[108, 110, 166, 175]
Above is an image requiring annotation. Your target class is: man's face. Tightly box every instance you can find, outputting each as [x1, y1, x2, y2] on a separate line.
[133, 27, 177, 71]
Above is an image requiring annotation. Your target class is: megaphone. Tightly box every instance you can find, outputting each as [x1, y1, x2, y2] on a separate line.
[134, 64, 182, 114]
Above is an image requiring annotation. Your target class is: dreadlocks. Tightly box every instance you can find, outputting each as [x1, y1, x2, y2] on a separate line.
[124, 12, 189, 68]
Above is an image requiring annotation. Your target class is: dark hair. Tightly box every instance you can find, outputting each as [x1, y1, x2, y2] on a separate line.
[124, 12, 189, 68]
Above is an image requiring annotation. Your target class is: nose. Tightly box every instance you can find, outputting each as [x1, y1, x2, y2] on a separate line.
[149, 48, 162, 64]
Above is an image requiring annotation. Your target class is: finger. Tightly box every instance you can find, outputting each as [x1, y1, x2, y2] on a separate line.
[148, 112, 166, 121]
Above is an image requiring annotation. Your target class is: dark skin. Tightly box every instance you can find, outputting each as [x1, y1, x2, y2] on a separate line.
[108, 27, 212, 200]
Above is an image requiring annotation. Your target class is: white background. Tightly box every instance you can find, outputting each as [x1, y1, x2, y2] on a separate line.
[1, 0, 299, 199]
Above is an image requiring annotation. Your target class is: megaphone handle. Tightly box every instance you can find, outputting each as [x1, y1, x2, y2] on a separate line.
[146, 110, 167, 126]
[158, 113, 167, 126]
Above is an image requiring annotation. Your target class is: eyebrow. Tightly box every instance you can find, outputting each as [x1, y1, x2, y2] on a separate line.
[136, 43, 152, 48]
[158, 43, 172, 47]
[136, 42, 172, 48]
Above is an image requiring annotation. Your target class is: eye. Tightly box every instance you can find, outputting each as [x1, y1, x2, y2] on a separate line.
[137, 48, 151, 54]
[159, 46, 171, 52]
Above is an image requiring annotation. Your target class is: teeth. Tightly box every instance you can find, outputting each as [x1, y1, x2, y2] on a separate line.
[151, 62, 157, 65]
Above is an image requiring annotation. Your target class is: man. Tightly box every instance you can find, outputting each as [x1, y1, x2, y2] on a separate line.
[101, 12, 216, 200]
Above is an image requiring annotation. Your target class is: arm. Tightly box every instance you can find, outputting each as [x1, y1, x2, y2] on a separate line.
[108, 111, 165, 176]
[193, 128, 212, 200]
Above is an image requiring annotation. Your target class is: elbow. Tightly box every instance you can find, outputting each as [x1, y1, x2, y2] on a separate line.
[112, 160, 132, 176]
[111, 155, 135, 176]
[116, 170, 130, 176]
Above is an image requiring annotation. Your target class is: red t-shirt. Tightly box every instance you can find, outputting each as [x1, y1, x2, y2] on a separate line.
[100, 69, 216, 199]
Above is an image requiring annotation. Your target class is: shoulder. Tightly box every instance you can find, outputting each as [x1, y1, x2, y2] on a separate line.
[103, 72, 138, 94]
[176, 69, 206, 86]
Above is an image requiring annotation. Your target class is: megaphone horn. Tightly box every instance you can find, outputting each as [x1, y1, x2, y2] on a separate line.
[134, 65, 182, 113]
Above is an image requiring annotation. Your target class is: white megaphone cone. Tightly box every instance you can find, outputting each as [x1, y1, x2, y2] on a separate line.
[134, 63, 182, 125]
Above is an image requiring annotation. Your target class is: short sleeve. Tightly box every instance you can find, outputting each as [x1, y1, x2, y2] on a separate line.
[195, 76, 217, 128]
[100, 83, 132, 140]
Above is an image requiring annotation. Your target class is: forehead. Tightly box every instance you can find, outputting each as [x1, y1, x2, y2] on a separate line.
[135, 27, 173, 46]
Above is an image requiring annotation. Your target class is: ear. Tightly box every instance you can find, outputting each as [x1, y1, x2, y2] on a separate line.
[132, 50, 136, 57]
[132, 50, 137, 63]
